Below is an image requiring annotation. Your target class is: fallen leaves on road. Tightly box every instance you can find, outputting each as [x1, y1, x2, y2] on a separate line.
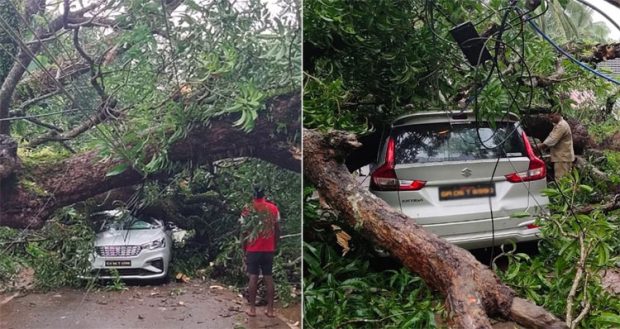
[176, 273, 191, 283]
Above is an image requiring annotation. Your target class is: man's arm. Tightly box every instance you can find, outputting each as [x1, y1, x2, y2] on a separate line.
[542, 123, 567, 148]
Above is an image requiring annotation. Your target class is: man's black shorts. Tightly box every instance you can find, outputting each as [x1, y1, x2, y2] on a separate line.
[246, 252, 274, 276]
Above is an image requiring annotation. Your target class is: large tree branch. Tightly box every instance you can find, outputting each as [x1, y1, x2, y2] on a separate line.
[0, 92, 300, 229]
[303, 129, 567, 329]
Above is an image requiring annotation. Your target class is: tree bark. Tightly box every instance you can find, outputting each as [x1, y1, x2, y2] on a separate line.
[303, 128, 567, 329]
[0, 92, 300, 229]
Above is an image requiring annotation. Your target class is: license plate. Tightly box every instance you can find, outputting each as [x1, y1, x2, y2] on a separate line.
[439, 183, 496, 201]
[105, 260, 131, 267]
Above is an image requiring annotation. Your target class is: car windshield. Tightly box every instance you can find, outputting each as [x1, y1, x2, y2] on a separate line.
[392, 122, 525, 164]
[91, 212, 161, 233]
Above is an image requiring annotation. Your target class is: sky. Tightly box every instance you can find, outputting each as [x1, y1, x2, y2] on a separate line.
[583, 0, 620, 41]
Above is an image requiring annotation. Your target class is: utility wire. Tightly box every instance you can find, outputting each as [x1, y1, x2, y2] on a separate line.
[0, 109, 80, 121]
[525, 14, 620, 85]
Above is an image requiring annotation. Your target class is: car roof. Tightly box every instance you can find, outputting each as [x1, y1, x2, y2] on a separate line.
[391, 111, 520, 127]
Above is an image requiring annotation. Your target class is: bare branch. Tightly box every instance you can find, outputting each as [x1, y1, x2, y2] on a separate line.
[566, 232, 587, 327]
[72, 27, 105, 97]
[9, 90, 62, 117]
[24, 117, 64, 133]
[0, 0, 106, 134]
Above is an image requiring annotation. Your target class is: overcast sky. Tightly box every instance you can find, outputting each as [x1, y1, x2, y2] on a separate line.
[582, 0, 620, 41]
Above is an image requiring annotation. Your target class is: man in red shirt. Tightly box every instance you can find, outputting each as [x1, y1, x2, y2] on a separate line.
[240, 186, 280, 318]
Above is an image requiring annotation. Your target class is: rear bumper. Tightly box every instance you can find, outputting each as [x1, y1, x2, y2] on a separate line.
[438, 221, 541, 249]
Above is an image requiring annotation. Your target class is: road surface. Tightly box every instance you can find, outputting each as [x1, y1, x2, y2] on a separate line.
[0, 280, 299, 329]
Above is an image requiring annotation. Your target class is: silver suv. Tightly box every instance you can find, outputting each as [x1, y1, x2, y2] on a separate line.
[85, 210, 172, 280]
[370, 111, 549, 249]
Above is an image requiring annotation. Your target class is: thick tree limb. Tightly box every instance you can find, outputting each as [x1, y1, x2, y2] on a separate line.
[0, 92, 300, 229]
[303, 128, 567, 329]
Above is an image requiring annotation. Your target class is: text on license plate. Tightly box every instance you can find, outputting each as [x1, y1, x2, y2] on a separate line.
[105, 260, 131, 267]
[439, 183, 496, 201]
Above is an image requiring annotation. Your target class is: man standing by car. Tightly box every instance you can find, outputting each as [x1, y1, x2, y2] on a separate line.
[240, 186, 280, 318]
[535, 111, 575, 180]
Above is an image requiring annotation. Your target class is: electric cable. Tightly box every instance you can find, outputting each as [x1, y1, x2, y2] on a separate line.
[526, 14, 620, 85]
[0, 109, 80, 121]
[464, 1, 542, 261]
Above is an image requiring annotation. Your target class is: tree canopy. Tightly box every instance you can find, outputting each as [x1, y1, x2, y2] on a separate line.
[0, 0, 301, 228]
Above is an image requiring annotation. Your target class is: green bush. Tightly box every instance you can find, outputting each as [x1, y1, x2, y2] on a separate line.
[496, 174, 620, 328]
[0, 208, 94, 291]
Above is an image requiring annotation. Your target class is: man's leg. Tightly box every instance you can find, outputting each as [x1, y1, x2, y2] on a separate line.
[264, 275, 275, 317]
[261, 252, 275, 317]
[554, 162, 571, 181]
[247, 274, 259, 316]
[246, 252, 260, 317]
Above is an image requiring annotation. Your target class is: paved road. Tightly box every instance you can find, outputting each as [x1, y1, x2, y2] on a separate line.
[0, 281, 297, 329]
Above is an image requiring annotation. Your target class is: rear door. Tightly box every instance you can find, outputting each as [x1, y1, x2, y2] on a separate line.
[391, 121, 535, 235]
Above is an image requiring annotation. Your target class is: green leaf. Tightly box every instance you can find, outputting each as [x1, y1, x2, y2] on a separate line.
[597, 312, 620, 325]
[106, 163, 129, 177]
[510, 211, 531, 218]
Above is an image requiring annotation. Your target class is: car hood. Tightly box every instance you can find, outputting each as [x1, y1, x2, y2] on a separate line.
[95, 229, 164, 246]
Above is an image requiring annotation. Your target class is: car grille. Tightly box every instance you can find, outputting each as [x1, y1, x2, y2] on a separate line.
[96, 245, 141, 257]
[91, 269, 156, 277]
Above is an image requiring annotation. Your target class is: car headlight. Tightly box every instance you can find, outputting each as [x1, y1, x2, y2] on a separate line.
[141, 238, 165, 250]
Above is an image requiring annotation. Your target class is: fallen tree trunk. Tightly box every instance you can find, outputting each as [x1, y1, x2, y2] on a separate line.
[0, 92, 300, 229]
[303, 128, 567, 329]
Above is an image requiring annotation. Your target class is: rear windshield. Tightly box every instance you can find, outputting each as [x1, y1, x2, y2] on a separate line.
[391, 122, 525, 164]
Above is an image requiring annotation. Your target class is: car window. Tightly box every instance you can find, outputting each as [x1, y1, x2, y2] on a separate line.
[128, 220, 158, 230]
[92, 213, 161, 232]
[391, 122, 524, 164]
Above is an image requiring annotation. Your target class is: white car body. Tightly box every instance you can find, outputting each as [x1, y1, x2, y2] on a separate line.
[370, 111, 550, 249]
[85, 211, 172, 280]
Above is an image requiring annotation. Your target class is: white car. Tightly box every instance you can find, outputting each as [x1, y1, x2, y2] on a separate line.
[370, 111, 549, 249]
[85, 210, 172, 280]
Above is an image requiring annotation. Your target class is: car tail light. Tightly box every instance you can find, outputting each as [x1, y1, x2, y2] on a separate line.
[505, 132, 546, 183]
[370, 137, 426, 191]
[526, 223, 539, 229]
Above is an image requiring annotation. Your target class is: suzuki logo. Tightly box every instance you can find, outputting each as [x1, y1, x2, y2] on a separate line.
[461, 168, 472, 177]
